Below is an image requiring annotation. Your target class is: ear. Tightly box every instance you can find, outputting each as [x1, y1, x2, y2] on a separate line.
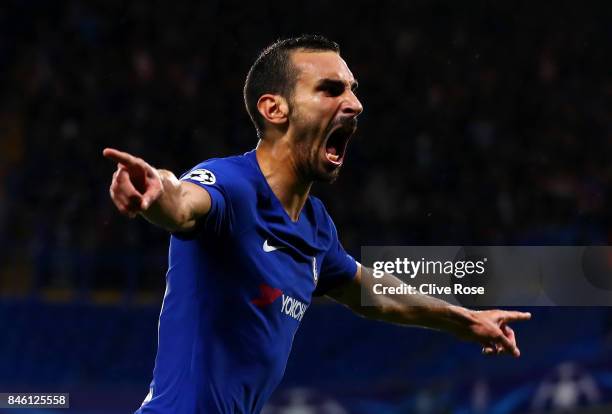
[256, 94, 289, 127]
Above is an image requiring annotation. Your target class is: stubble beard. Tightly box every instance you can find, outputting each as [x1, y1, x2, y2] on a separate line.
[289, 111, 341, 184]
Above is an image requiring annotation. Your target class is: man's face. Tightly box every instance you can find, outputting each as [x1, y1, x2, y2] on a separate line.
[286, 51, 363, 183]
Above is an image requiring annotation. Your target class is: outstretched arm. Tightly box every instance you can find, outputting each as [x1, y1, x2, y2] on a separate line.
[103, 148, 211, 233]
[326, 263, 531, 357]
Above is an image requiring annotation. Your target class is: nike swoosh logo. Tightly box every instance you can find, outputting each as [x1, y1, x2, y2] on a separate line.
[263, 239, 285, 252]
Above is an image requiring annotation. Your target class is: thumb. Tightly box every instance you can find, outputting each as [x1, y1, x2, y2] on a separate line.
[140, 185, 162, 210]
[141, 195, 154, 210]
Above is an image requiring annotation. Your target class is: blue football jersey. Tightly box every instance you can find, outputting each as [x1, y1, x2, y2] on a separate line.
[136, 149, 357, 413]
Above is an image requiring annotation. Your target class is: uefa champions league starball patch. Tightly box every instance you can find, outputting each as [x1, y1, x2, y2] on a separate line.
[183, 169, 216, 185]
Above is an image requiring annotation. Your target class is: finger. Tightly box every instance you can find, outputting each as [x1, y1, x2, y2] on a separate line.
[142, 177, 162, 210]
[110, 186, 134, 215]
[502, 325, 520, 357]
[110, 193, 131, 216]
[502, 324, 515, 342]
[103, 148, 140, 168]
[494, 330, 519, 357]
[111, 193, 139, 218]
[499, 311, 531, 324]
[111, 170, 144, 214]
[141, 189, 158, 210]
[482, 346, 495, 356]
[115, 168, 141, 194]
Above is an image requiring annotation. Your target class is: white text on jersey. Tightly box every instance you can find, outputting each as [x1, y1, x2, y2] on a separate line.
[280, 294, 307, 321]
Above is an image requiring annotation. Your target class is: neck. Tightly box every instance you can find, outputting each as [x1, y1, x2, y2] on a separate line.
[255, 136, 312, 222]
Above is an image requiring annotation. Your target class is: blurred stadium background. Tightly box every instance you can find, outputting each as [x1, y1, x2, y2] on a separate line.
[1, 0, 611, 413]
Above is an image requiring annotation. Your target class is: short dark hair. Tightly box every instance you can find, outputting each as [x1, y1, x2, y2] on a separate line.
[243, 34, 340, 138]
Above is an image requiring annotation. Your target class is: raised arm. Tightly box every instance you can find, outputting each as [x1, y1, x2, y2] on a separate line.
[326, 263, 531, 357]
[103, 148, 211, 233]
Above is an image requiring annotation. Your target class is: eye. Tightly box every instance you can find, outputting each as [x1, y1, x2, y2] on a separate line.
[327, 84, 344, 96]
[318, 82, 344, 97]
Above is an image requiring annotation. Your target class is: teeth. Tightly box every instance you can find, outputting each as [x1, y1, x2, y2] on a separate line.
[328, 153, 340, 162]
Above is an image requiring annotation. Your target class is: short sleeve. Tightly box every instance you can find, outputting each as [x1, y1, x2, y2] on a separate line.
[314, 218, 357, 296]
[177, 161, 232, 237]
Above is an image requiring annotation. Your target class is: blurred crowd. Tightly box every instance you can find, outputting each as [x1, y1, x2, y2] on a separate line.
[0, 0, 610, 295]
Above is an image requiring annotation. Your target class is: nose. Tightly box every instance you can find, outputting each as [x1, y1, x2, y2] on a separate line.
[341, 90, 363, 117]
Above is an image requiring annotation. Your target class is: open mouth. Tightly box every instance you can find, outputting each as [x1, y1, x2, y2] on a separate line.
[324, 125, 354, 166]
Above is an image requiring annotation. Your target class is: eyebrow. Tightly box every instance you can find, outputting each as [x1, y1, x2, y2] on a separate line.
[316, 78, 359, 92]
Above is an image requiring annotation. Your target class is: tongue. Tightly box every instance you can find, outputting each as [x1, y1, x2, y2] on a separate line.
[327, 146, 338, 155]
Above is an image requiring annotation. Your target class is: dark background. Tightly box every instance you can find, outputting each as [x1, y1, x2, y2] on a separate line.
[0, 1, 611, 413]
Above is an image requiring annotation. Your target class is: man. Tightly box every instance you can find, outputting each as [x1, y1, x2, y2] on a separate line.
[104, 35, 530, 413]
